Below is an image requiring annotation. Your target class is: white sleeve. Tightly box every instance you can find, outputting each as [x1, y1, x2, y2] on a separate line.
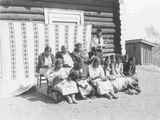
[99, 66, 105, 79]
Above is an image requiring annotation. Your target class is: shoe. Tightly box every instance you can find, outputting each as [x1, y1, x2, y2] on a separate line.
[82, 96, 89, 100]
[104, 94, 111, 100]
[66, 96, 73, 104]
[71, 96, 78, 104]
[81, 95, 88, 100]
[125, 90, 134, 95]
[72, 99, 78, 104]
[72, 100, 78, 104]
[112, 95, 118, 99]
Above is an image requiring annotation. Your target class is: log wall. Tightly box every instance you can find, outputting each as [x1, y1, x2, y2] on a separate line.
[0, 0, 121, 55]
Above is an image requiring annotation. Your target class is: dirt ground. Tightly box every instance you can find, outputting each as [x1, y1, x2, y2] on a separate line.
[0, 65, 160, 120]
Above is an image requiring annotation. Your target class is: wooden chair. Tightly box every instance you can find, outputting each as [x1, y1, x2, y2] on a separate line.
[37, 74, 49, 88]
[37, 73, 63, 103]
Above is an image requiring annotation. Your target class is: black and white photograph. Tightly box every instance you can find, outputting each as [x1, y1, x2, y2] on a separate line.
[0, 0, 160, 120]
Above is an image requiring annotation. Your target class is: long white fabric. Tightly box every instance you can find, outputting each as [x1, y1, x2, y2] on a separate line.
[0, 21, 92, 97]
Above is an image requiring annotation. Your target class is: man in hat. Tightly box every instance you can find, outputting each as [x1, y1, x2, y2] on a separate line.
[36, 46, 55, 75]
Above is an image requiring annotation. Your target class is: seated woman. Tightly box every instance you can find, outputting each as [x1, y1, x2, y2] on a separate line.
[56, 46, 74, 68]
[88, 56, 117, 99]
[46, 58, 78, 104]
[104, 56, 116, 81]
[103, 56, 119, 98]
[125, 57, 141, 94]
[69, 60, 93, 99]
[122, 54, 129, 76]
[88, 47, 97, 60]
[111, 55, 140, 94]
[109, 55, 128, 93]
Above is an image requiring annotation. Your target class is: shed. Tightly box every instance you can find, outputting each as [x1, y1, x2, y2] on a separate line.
[126, 39, 155, 65]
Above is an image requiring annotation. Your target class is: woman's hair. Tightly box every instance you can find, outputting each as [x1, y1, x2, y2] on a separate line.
[91, 56, 100, 67]
[73, 56, 83, 69]
[55, 58, 63, 67]
[55, 52, 64, 59]
[96, 47, 102, 53]
[73, 61, 82, 70]
[104, 56, 110, 67]
[44, 46, 52, 52]
[104, 56, 109, 62]
[110, 55, 115, 63]
[128, 57, 136, 65]
[91, 47, 96, 53]
[95, 27, 102, 37]
[74, 43, 82, 52]
[115, 54, 122, 63]
[122, 54, 128, 62]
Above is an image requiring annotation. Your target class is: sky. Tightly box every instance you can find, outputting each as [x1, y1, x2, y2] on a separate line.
[120, 0, 160, 54]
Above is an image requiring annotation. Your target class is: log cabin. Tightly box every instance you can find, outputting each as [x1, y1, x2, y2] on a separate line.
[0, 0, 121, 82]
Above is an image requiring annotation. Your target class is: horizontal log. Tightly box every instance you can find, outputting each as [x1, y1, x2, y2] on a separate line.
[0, 1, 113, 12]
[0, 13, 44, 21]
[103, 34, 114, 38]
[0, 6, 43, 14]
[84, 11, 113, 18]
[103, 52, 116, 57]
[32, 0, 114, 8]
[103, 48, 115, 53]
[92, 28, 115, 34]
[103, 44, 114, 49]
[85, 16, 113, 23]
[85, 21, 115, 28]
[103, 40, 114, 44]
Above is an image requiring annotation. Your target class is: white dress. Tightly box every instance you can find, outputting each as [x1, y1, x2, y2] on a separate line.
[62, 53, 74, 68]
[111, 63, 128, 91]
[47, 68, 78, 96]
[89, 65, 114, 95]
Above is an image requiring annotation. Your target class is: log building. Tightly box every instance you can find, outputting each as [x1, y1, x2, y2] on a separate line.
[126, 39, 155, 65]
[0, 0, 121, 82]
[0, 0, 121, 55]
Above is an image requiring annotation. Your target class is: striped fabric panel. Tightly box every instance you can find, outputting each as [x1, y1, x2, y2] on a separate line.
[82, 26, 87, 51]
[74, 25, 78, 45]
[21, 22, 29, 78]
[0, 37, 2, 79]
[8, 22, 16, 80]
[64, 25, 69, 49]
[44, 24, 49, 46]
[33, 23, 39, 75]
[55, 24, 59, 52]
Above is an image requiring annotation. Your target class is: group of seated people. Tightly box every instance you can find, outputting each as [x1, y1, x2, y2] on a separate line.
[36, 43, 141, 104]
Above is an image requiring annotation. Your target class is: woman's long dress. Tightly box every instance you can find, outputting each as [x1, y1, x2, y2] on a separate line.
[69, 66, 93, 96]
[88, 65, 114, 95]
[111, 63, 128, 91]
[47, 68, 78, 96]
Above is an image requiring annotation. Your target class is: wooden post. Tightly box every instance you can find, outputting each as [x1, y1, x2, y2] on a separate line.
[141, 44, 144, 65]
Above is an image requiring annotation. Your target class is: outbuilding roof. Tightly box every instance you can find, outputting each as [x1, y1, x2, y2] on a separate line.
[126, 39, 156, 47]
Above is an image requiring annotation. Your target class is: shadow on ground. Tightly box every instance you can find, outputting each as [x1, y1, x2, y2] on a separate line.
[20, 87, 56, 104]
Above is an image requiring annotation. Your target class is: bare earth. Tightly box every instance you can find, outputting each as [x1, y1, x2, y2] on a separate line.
[0, 65, 160, 120]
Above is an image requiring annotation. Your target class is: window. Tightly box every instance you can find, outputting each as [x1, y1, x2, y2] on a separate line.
[44, 8, 84, 25]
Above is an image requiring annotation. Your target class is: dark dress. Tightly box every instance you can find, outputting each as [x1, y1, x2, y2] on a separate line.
[36, 53, 55, 73]
[125, 63, 139, 83]
[123, 61, 128, 76]
[125, 63, 136, 76]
